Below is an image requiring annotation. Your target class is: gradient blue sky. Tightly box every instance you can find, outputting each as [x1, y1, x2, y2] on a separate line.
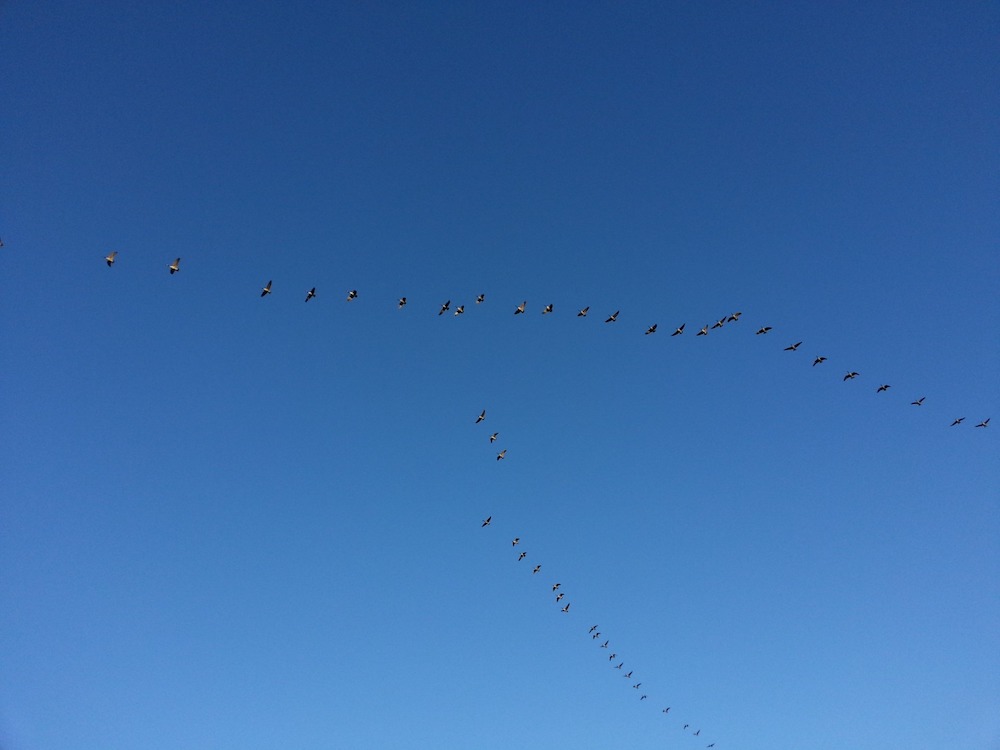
[2, 2, 998, 749]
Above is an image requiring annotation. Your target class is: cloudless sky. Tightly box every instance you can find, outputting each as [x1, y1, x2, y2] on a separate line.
[1, 2, 998, 749]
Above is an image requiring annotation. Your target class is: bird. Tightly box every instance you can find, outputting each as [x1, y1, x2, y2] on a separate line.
[532, 565, 541, 574]
[672, 323, 685, 336]
[260, 280, 272, 298]
[577, 306, 590, 317]
[105, 251, 117, 266]
[438, 300, 451, 315]
[756, 326, 772, 334]
[601, 640, 609, 648]
[346, 289, 357, 301]
[976, 418, 990, 428]
[632, 683, 641, 689]
[512, 537, 520, 546]
[496, 449, 507, 461]
[168, 258, 181, 274]
[697, 325, 708, 336]
[728, 311, 742, 322]
[398, 297, 407, 308]
[514, 301, 527, 315]
[693, 730, 701, 737]
[454, 305, 465, 316]
[552, 583, 561, 591]
[912, 397, 925, 406]
[304, 287, 316, 302]
[624, 671, 633, 679]
[490, 432, 498, 443]
[662, 707, 671, 714]
[614, 662, 623, 669]
[707, 745, 715, 748]
[951, 417, 965, 426]
[605, 311, 619, 323]
[555, 593, 564, 602]
[589, 625, 598, 633]
[592, 632, 601, 640]
[542, 304, 553, 314]
[877, 384, 891, 393]
[517, 552, 527, 561]
[561, 603, 570, 612]
[843, 371, 859, 381]
[812, 356, 827, 366]
[683, 725, 689, 731]
[608, 652, 616, 660]
[711, 317, 726, 329]
[476, 294, 485, 304]
[645, 324, 657, 335]
[475, 410, 486, 423]
[640, 695, 647, 701]
[481, 516, 491, 527]
[785, 341, 802, 351]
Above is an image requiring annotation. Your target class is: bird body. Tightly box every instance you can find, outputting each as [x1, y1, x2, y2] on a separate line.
[169, 258, 181, 274]
[260, 280, 272, 297]
[533, 565, 541, 574]
[976, 418, 990, 428]
[476, 294, 485, 304]
[877, 384, 891, 393]
[542, 304, 553, 314]
[785, 341, 802, 351]
[577, 306, 589, 317]
[398, 297, 407, 308]
[490, 432, 498, 443]
[481, 516, 491, 527]
[697, 325, 708, 336]
[454, 305, 465, 316]
[843, 371, 859, 381]
[813, 356, 827, 366]
[605, 311, 619, 323]
[512, 537, 520, 546]
[304, 287, 316, 302]
[439, 300, 450, 315]
[561, 603, 570, 612]
[912, 397, 925, 406]
[346, 289, 357, 301]
[105, 251, 117, 266]
[515, 301, 526, 315]
[517, 552, 526, 561]
[951, 417, 964, 426]
[672, 324, 684, 336]
[496, 449, 507, 461]
[476, 410, 486, 423]
[756, 326, 772, 334]
[645, 324, 657, 335]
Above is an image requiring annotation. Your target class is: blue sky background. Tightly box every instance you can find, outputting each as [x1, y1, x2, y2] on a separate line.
[1, 2, 998, 749]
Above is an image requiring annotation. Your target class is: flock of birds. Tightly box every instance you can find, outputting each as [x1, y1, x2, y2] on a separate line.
[92, 248, 991, 748]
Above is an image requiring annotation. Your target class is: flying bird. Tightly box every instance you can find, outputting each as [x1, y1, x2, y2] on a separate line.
[168, 258, 181, 274]
[398, 297, 407, 308]
[475, 410, 486, 423]
[633, 683, 641, 689]
[624, 671, 633, 679]
[608, 653, 616, 660]
[532, 565, 541, 574]
[645, 324, 657, 335]
[561, 603, 570, 613]
[812, 356, 827, 366]
[304, 287, 316, 302]
[481, 516, 491, 527]
[912, 397, 925, 406]
[672, 323, 685, 336]
[662, 708, 671, 714]
[346, 289, 357, 301]
[976, 418, 990, 428]
[784, 341, 802, 351]
[601, 640, 609, 648]
[496, 449, 507, 461]
[260, 280, 272, 297]
[105, 251, 117, 266]
[514, 301, 526, 315]
[951, 417, 964, 426]
[512, 537, 520, 546]
[518, 552, 527, 561]
[577, 306, 590, 317]
[877, 384, 891, 393]
[684, 725, 689, 730]
[454, 305, 465, 316]
[756, 326, 772, 334]
[711, 317, 726, 329]
[555, 593, 564, 602]
[640, 695, 647, 701]
[438, 300, 451, 315]
[589, 625, 598, 633]
[728, 311, 742, 322]
[707, 745, 715, 748]
[605, 311, 619, 323]
[542, 304, 553, 314]
[843, 371, 859, 381]
[552, 583, 561, 591]
[697, 325, 708, 336]
[490, 432, 498, 443]
[615, 662, 623, 669]
[592, 632, 601, 639]
[476, 294, 485, 304]
[694, 730, 701, 737]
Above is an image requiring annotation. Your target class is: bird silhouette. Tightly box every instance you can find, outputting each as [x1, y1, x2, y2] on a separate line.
[683, 725, 689, 730]
[512, 537, 520, 546]
[662, 707, 671, 714]
[728, 311, 742, 322]
[633, 683, 641, 689]
[577, 306, 590, 317]
[608, 652, 616, 660]
[640, 695, 647, 700]
[711, 317, 726, 329]
[518, 552, 527, 561]
[812, 356, 827, 366]
[304, 287, 316, 302]
[454, 305, 465, 316]
[697, 325, 708, 336]
[672, 323, 685, 336]
[515, 301, 526, 315]
[877, 384, 891, 393]
[605, 311, 619, 323]
[624, 671, 633, 679]
[561, 603, 570, 612]
[615, 662, 623, 669]
[552, 583, 561, 591]
[693, 730, 701, 737]
[785, 341, 802, 351]
[601, 640, 609, 648]
[556, 593, 564, 602]
[346, 289, 357, 301]
[476, 294, 485, 304]
[532, 565, 541, 574]
[542, 304, 553, 314]
[496, 449, 507, 461]
[912, 397, 925, 406]
[105, 251, 117, 267]
[589, 625, 598, 633]
[398, 297, 407, 309]
[976, 418, 990, 428]
[843, 371, 859, 381]
[756, 326, 772, 335]
[168, 258, 181, 274]
[438, 300, 451, 315]
[260, 280, 272, 298]
[489, 432, 498, 443]
[645, 324, 657, 335]
[951, 417, 964, 426]
[592, 632, 601, 639]
[481, 516, 491, 527]
[476, 410, 486, 423]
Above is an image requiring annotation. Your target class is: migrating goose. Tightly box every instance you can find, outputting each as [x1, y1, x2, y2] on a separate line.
[632, 683, 641, 689]
[561, 603, 570, 612]
[624, 671, 633, 679]
[398, 297, 407, 308]
[475, 410, 486, 423]
[346, 289, 357, 301]
[512, 537, 520, 546]
[912, 397, 925, 406]
[589, 625, 599, 633]
[542, 304, 553, 314]
[496, 449, 507, 461]
[843, 371, 859, 381]
[105, 251, 117, 266]
[711, 317, 726, 329]
[693, 730, 701, 737]
[552, 583, 561, 592]
[812, 356, 827, 366]
[476, 294, 485, 304]
[169, 258, 181, 274]
[728, 311, 742, 322]
[454, 305, 465, 316]
[591, 632, 601, 639]
[600, 640, 609, 648]
[438, 300, 451, 315]
[640, 695, 647, 701]
[672, 323, 685, 336]
[490, 432, 498, 443]
[481, 516, 491, 527]
[605, 311, 619, 323]
[533, 565, 541, 574]
[697, 325, 708, 336]
[784, 341, 802, 351]
[662, 707, 671, 714]
[615, 662, 623, 669]
[555, 593, 564, 602]
[877, 384, 891, 393]
[514, 301, 527, 315]
[518, 552, 527, 561]
[304, 287, 316, 302]
[951, 417, 964, 426]
[756, 326, 772, 334]
[260, 281, 272, 297]
[645, 324, 657, 335]
[608, 652, 616, 660]
[577, 306, 590, 317]
[976, 418, 990, 428]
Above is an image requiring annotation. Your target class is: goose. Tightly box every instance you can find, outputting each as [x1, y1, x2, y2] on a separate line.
[346, 289, 357, 301]
[672, 323, 685, 336]
[439, 300, 451, 315]
[475, 410, 486, 423]
[168, 258, 181, 274]
[912, 397, 925, 406]
[976, 418, 990, 428]
[756, 326, 772, 334]
[514, 301, 527, 315]
[481, 516, 491, 527]
[105, 251, 117, 266]
[784, 341, 802, 351]
[260, 281, 272, 297]
[398, 297, 407, 308]
[476, 294, 485, 304]
[645, 324, 657, 335]
[605, 311, 619, 323]
[542, 304, 553, 314]
[577, 306, 590, 317]
[304, 287, 316, 302]
[812, 356, 827, 366]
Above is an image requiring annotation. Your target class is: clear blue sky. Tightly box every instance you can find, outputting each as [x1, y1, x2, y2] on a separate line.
[2, 2, 998, 749]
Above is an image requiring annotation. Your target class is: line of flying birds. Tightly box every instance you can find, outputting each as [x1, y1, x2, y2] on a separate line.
[99, 251, 992, 430]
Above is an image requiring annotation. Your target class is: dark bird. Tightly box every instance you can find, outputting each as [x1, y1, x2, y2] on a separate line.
[481, 516, 491, 527]
[475, 410, 486, 423]
[305, 287, 316, 302]
[555, 593, 564, 602]
[533, 565, 541, 574]
[105, 251, 117, 266]
[601, 640, 609, 648]
[843, 371, 859, 381]
[490, 432, 498, 443]
[728, 311, 742, 322]
[561, 603, 570, 612]
[592, 632, 601, 640]
[512, 537, 520, 546]
[589, 625, 598, 633]
[496, 449, 507, 461]
[552, 583, 561, 592]
[260, 280, 272, 297]
[515, 301, 527, 315]
[346, 289, 357, 301]
[615, 662, 623, 669]
[168, 258, 181, 274]
[756, 326, 772, 334]
[697, 325, 708, 336]
[785, 341, 802, 351]
[608, 653, 616, 660]
[672, 323, 685, 336]
[707, 745, 715, 748]
[711, 317, 726, 329]
[877, 384, 891, 393]
[577, 306, 590, 317]
[912, 397, 925, 406]
[640, 695, 647, 701]
[645, 324, 657, 335]
[683, 725, 689, 731]
[398, 297, 407, 308]
[454, 305, 465, 316]
[633, 683, 641, 689]
[439, 300, 451, 315]
[542, 304, 553, 314]
[694, 730, 701, 737]
[976, 418, 990, 428]
[812, 356, 827, 366]
[624, 671, 633, 679]
[662, 708, 671, 714]
[518, 552, 527, 561]
[605, 311, 619, 323]
[476, 294, 485, 304]
[951, 417, 965, 426]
